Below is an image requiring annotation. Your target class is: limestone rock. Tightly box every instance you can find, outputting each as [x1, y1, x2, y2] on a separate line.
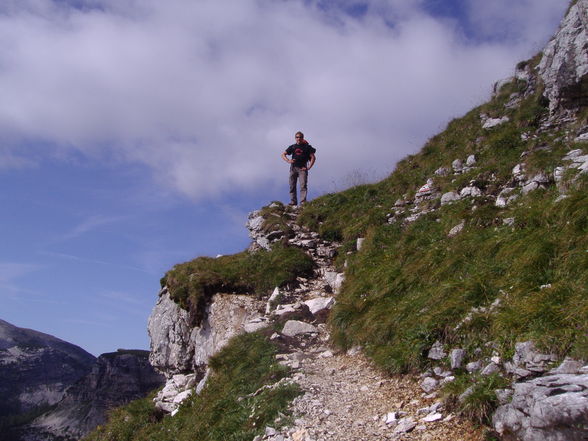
[482, 115, 510, 129]
[356, 237, 365, 251]
[304, 297, 335, 315]
[427, 341, 446, 360]
[493, 373, 588, 441]
[421, 377, 439, 393]
[452, 159, 464, 173]
[441, 191, 460, 205]
[538, 0, 588, 114]
[281, 320, 318, 337]
[512, 341, 557, 374]
[394, 417, 417, 434]
[450, 349, 466, 370]
[448, 221, 465, 237]
[149, 289, 264, 378]
[148, 288, 195, 374]
[460, 186, 482, 198]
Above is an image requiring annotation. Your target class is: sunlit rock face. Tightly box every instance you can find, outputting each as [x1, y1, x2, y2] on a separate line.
[539, 0, 588, 114]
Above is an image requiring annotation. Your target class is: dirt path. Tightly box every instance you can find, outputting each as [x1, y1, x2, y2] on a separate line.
[252, 212, 485, 441]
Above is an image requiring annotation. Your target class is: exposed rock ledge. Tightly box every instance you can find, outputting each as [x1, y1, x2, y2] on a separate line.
[148, 288, 265, 412]
[539, 0, 588, 114]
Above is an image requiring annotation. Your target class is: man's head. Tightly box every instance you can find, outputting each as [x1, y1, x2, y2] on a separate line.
[295, 131, 304, 145]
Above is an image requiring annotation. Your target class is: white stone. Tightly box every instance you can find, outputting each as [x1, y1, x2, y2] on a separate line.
[422, 413, 443, 422]
[522, 181, 540, 195]
[172, 389, 193, 404]
[428, 341, 447, 360]
[448, 221, 465, 237]
[466, 361, 482, 373]
[281, 320, 318, 337]
[452, 159, 464, 172]
[356, 237, 365, 251]
[196, 370, 209, 394]
[460, 186, 482, 198]
[483, 116, 510, 129]
[394, 417, 417, 434]
[274, 304, 297, 316]
[385, 411, 398, 424]
[304, 297, 335, 315]
[441, 191, 460, 205]
[244, 319, 268, 333]
[503, 218, 515, 227]
[450, 349, 466, 369]
[466, 154, 477, 166]
[564, 149, 584, 161]
[421, 377, 439, 393]
[266, 287, 281, 314]
[416, 180, 434, 196]
[481, 362, 501, 376]
[538, 0, 588, 113]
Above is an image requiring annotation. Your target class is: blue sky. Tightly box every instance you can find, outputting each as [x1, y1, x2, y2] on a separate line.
[0, 0, 568, 356]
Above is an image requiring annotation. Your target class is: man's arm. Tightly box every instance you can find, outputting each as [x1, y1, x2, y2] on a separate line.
[282, 151, 293, 164]
[307, 153, 316, 170]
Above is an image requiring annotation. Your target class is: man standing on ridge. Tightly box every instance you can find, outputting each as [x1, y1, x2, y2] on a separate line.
[281, 131, 316, 206]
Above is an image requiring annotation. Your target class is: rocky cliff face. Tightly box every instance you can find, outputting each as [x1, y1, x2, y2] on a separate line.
[147, 203, 342, 414]
[538, 0, 588, 115]
[0, 319, 95, 423]
[148, 288, 266, 412]
[25, 350, 164, 441]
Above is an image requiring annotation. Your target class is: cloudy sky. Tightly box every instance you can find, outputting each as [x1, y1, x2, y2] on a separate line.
[0, 0, 568, 356]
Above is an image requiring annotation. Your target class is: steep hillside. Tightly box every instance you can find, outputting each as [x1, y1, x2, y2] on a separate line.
[86, 1, 588, 440]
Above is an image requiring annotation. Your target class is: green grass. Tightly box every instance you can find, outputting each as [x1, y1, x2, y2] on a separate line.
[443, 373, 509, 425]
[84, 332, 300, 441]
[296, 63, 588, 373]
[162, 243, 314, 325]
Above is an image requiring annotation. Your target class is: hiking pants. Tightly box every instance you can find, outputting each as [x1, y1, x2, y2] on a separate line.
[289, 166, 308, 205]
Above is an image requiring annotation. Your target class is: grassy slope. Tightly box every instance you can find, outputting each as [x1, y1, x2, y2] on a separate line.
[84, 332, 299, 441]
[162, 241, 314, 324]
[299, 67, 588, 374]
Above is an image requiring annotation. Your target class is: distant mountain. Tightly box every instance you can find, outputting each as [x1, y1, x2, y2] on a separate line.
[0, 318, 96, 440]
[24, 350, 165, 441]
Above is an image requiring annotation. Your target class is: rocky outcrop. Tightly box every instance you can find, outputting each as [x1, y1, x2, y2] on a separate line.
[493, 369, 588, 441]
[148, 288, 266, 412]
[0, 319, 95, 421]
[148, 204, 342, 414]
[25, 350, 164, 441]
[538, 0, 588, 114]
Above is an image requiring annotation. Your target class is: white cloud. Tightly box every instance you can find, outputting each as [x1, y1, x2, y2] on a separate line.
[0, 0, 568, 199]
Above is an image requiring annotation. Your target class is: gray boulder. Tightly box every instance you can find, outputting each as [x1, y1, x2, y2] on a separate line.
[450, 349, 466, 369]
[493, 373, 588, 441]
[538, 0, 588, 114]
[427, 341, 446, 360]
[441, 191, 460, 205]
[281, 320, 318, 337]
